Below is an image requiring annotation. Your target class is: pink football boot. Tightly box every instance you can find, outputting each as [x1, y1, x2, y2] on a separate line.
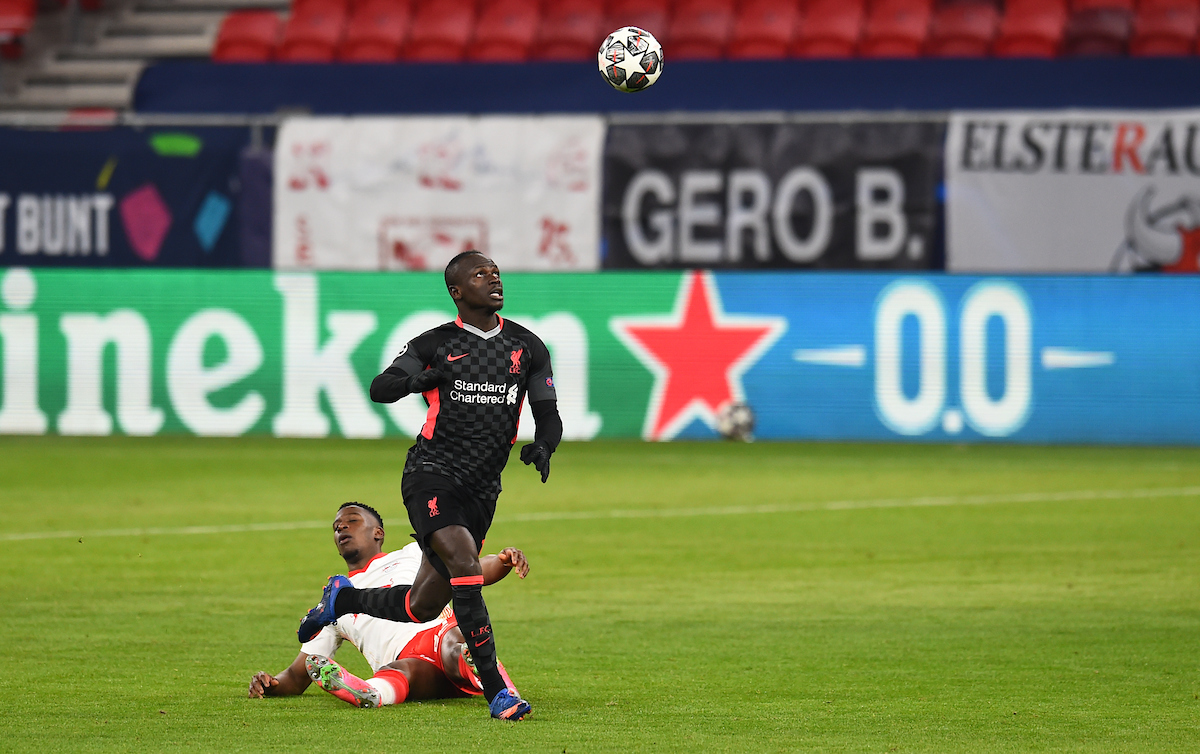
[305, 655, 381, 708]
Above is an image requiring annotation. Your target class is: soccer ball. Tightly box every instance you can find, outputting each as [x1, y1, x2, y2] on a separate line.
[598, 27, 664, 93]
[716, 402, 756, 442]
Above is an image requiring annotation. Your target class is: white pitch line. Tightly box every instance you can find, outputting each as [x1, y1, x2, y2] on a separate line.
[0, 520, 330, 543]
[3, 486, 1199, 543]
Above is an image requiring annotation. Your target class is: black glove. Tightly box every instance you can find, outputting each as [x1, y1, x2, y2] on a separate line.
[520, 440, 552, 483]
[406, 368, 446, 395]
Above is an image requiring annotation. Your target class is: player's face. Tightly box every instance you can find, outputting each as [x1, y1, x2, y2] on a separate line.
[453, 257, 503, 312]
[332, 507, 382, 560]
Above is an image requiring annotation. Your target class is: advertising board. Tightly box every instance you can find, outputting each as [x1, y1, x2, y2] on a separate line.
[946, 110, 1200, 273]
[2, 268, 1196, 444]
[0, 127, 248, 268]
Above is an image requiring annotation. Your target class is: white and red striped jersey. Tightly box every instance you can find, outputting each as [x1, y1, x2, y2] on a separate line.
[300, 543, 443, 672]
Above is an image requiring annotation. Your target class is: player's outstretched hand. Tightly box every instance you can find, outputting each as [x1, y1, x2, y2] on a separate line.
[406, 368, 446, 395]
[520, 440, 551, 483]
[248, 671, 279, 698]
[497, 547, 530, 579]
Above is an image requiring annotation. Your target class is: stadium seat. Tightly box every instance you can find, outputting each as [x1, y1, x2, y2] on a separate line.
[532, 0, 603, 60]
[212, 10, 282, 62]
[0, 0, 32, 58]
[606, 0, 670, 40]
[1131, 1, 1199, 56]
[277, 1, 348, 62]
[1071, 0, 1134, 11]
[792, 0, 863, 58]
[727, 0, 799, 59]
[925, 0, 998, 57]
[338, 0, 411, 62]
[992, 0, 1066, 57]
[0, 0, 35, 40]
[859, 0, 933, 58]
[404, 0, 475, 61]
[1062, 5, 1133, 55]
[667, 0, 734, 59]
[470, 0, 539, 61]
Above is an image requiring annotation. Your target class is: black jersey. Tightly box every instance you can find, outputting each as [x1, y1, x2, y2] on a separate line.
[386, 315, 556, 502]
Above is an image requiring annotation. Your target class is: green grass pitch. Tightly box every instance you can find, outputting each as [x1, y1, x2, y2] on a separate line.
[2, 436, 1198, 752]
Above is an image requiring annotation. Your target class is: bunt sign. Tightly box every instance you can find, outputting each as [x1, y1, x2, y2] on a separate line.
[0, 128, 247, 268]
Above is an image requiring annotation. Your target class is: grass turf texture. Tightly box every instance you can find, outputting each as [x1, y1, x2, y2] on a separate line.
[2, 437, 1199, 752]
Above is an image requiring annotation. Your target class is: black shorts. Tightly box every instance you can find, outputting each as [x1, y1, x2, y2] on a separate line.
[401, 471, 496, 580]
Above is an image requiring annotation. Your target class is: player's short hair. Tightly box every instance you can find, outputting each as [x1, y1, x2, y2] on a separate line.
[338, 501, 384, 530]
[444, 249, 486, 289]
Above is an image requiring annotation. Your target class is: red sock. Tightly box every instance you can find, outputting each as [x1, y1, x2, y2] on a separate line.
[370, 669, 409, 705]
[457, 651, 483, 693]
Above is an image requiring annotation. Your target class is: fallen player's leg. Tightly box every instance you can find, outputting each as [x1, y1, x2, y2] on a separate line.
[305, 655, 384, 708]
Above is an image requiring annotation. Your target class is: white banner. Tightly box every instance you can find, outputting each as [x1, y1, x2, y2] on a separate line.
[273, 115, 605, 271]
[946, 110, 1200, 273]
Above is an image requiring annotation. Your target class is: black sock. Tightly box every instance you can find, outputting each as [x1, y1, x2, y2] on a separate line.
[334, 585, 419, 623]
[450, 576, 506, 702]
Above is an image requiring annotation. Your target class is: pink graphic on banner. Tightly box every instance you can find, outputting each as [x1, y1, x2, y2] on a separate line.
[120, 184, 172, 262]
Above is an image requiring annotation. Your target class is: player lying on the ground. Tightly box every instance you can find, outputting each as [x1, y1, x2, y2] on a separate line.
[248, 502, 529, 710]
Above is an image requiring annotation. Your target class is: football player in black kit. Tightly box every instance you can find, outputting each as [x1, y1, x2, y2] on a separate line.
[297, 250, 560, 722]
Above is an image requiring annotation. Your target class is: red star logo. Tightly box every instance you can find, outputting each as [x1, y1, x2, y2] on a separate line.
[610, 271, 787, 440]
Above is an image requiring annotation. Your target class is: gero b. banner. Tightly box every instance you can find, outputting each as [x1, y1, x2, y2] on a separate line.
[4, 267, 1200, 445]
[602, 120, 944, 270]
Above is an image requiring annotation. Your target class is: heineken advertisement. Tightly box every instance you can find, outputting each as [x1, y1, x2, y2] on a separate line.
[2, 268, 1199, 444]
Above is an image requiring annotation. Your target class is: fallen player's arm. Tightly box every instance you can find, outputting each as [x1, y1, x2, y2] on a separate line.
[248, 652, 312, 698]
[482, 547, 529, 583]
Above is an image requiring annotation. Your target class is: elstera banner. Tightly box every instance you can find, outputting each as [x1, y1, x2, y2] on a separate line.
[273, 115, 605, 272]
[602, 119, 944, 269]
[946, 110, 1200, 273]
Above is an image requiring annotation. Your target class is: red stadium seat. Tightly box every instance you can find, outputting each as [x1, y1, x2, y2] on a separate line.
[607, 0, 670, 40]
[533, 0, 604, 60]
[1062, 6, 1132, 55]
[1140, 0, 1199, 9]
[338, 0, 410, 62]
[667, 0, 734, 59]
[1131, 2, 1198, 56]
[277, 2, 348, 62]
[212, 10, 282, 62]
[792, 0, 863, 58]
[0, 0, 36, 40]
[859, 0, 932, 58]
[470, 0, 539, 62]
[925, 0, 998, 57]
[404, 0, 475, 61]
[292, 0, 349, 17]
[993, 0, 1066, 57]
[1071, 0, 1133, 11]
[727, 0, 799, 60]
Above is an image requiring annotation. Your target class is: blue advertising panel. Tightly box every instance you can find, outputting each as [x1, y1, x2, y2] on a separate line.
[0, 127, 249, 268]
[714, 273, 1200, 444]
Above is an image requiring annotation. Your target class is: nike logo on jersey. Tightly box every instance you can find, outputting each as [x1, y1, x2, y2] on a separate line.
[446, 353, 468, 362]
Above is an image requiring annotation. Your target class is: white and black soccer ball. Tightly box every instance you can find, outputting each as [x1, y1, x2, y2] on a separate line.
[598, 27, 664, 93]
[716, 402, 756, 442]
